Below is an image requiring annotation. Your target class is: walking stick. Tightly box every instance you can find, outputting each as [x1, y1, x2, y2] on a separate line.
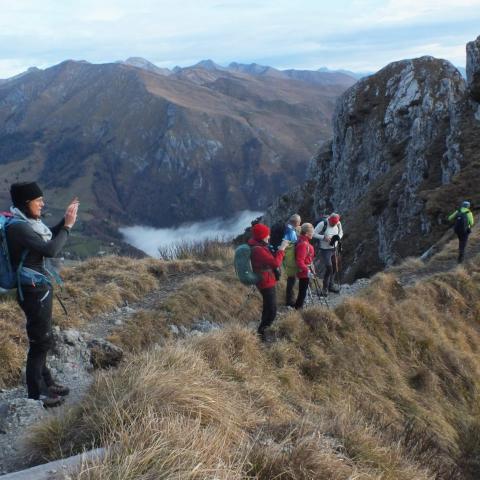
[333, 242, 343, 293]
[308, 266, 330, 309]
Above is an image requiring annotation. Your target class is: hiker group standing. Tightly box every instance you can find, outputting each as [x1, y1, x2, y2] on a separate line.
[241, 212, 343, 341]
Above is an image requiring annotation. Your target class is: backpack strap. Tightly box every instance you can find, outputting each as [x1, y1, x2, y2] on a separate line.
[321, 221, 328, 235]
[16, 249, 29, 302]
[250, 244, 273, 272]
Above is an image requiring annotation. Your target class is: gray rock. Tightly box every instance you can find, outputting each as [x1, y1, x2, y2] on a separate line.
[62, 329, 82, 346]
[467, 35, 480, 102]
[191, 319, 220, 333]
[169, 324, 180, 335]
[88, 339, 124, 369]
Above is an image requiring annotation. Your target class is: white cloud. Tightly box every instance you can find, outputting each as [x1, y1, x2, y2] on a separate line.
[120, 210, 262, 257]
[0, 0, 478, 77]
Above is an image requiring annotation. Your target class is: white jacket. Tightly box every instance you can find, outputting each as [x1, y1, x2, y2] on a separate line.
[313, 220, 343, 250]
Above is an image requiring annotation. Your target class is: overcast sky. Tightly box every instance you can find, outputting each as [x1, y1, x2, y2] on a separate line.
[1, 0, 479, 78]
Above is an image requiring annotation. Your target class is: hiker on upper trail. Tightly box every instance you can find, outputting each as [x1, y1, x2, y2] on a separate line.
[293, 223, 315, 309]
[6, 182, 79, 408]
[248, 223, 288, 342]
[313, 213, 343, 296]
[448, 201, 474, 263]
[282, 214, 301, 307]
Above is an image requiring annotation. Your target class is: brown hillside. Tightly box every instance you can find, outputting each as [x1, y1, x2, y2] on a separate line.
[0, 60, 353, 244]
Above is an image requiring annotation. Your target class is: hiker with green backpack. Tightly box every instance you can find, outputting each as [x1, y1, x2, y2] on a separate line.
[4, 182, 78, 408]
[448, 201, 474, 263]
[247, 223, 288, 341]
[279, 214, 301, 307]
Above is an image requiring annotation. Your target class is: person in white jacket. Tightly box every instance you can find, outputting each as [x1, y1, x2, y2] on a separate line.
[313, 213, 343, 295]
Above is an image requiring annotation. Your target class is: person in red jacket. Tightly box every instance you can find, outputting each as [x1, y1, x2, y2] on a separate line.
[294, 223, 315, 309]
[248, 223, 287, 341]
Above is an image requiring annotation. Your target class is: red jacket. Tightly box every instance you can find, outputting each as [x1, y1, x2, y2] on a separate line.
[295, 234, 314, 279]
[248, 238, 285, 289]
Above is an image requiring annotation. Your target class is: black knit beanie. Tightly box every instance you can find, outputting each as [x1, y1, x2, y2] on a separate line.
[10, 182, 44, 207]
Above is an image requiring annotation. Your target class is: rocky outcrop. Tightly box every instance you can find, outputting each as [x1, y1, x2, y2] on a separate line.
[467, 35, 480, 102]
[266, 37, 480, 280]
[88, 338, 124, 369]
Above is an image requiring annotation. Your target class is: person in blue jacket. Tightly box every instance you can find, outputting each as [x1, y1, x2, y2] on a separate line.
[284, 214, 301, 306]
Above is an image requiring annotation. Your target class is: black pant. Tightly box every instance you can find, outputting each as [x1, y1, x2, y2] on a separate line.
[18, 286, 54, 400]
[286, 276, 297, 306]
[458, 233, 469, 263]
[295, 278, 310, 309]
[258, 287, 277, 334]
[320, 249, 337, 290]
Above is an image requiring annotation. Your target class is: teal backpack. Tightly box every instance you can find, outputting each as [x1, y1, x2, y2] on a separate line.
[0, 213, 59, 301]
[234, 244, 261, 285]
[0, 213, 26, 290]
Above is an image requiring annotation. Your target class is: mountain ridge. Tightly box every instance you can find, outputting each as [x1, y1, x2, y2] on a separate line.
[0, 57, 355, 255]
[265, 37, 480, 281]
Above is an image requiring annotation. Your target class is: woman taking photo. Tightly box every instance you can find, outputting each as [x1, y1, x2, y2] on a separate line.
[7, 182, 78, 408]
[248, 223, 287, 342]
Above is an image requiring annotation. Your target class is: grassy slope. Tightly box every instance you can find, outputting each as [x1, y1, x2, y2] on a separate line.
[0, 252, 231, 388]
[12, 240, 480, 479]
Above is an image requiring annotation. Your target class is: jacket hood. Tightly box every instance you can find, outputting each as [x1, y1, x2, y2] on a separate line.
[248, 238, 267, 247]
[297, 234, 311, 243]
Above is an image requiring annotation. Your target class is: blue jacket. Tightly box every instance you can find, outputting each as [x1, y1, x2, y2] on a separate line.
[283, 224, 298, 243]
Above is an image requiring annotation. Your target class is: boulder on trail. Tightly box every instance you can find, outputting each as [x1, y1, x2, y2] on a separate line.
[88, 338, 124, 369]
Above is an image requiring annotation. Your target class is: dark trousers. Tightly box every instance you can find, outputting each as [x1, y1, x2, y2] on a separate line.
[258, 287, 277, 334]
[286, 276, 297, 306]
[18, 286, 54, 400]
[458, 233, 469, 263]
[295, 278, 310, 309]
[320, 249, 337, 290]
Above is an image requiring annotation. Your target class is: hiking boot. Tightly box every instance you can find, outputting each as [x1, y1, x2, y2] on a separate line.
[319, 289, 328, 297]
[40, 395, 65, 409]
[47, 384, 70, 397]
[328, 283, 340, 293]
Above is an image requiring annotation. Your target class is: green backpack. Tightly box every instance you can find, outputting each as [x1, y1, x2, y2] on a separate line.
[283, 243, 299, 277]
[234, 244, 261, 285]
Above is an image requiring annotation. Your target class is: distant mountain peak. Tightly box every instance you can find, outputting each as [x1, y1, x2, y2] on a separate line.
[193, 59, 225, 71]
[0, 66, 42, 84]
[121, 57, 171, 76]
[228, 62, 281, 77]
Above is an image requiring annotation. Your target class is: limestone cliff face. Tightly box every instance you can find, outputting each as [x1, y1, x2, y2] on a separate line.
[266, 38, 480, 280]
[467, 35, 480, 102]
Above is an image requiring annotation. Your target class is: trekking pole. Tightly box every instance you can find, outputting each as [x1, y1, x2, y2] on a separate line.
[309, 266, 330, 309]
[314, 275, 330, 309]
[337, 249, 343, 292]
[235, 285, 257, 318]
[334, 245, 342, 293]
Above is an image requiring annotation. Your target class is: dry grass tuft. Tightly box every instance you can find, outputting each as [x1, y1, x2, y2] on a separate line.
[157, 239, 234, 263]
[58, 255, 225, 328]
[107, 309, 172, 352]
[163, 275, 261, 327]
[0, 298, 26, 387]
